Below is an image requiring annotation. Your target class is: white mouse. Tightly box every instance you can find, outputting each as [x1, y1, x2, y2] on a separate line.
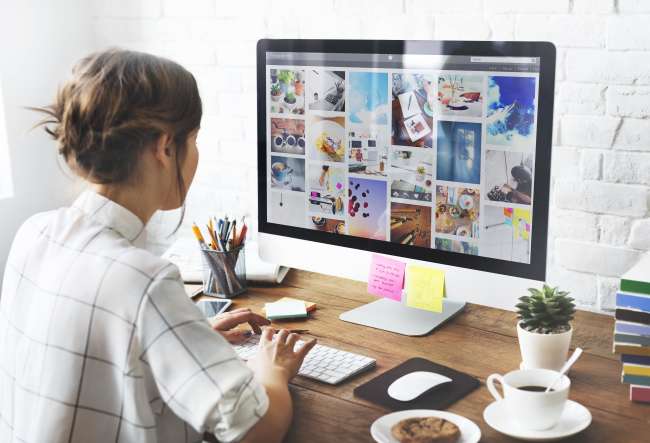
[387, 371, 453, 402]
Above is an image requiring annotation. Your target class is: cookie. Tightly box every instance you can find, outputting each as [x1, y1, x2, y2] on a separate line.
[391, 417, 461, 443]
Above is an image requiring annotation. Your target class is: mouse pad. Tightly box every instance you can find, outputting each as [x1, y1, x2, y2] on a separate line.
[353, 357, 480, 411]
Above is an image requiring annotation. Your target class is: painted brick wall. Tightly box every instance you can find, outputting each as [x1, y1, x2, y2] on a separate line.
[91, 0, 650, 313]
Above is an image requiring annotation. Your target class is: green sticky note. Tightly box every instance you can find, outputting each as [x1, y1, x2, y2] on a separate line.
[406, 264, 445, 313]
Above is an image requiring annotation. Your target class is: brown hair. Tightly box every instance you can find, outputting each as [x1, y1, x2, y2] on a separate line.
[33, 48, 202, 207]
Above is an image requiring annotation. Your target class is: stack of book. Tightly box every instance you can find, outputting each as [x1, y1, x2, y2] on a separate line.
[614, 256, 650, 403]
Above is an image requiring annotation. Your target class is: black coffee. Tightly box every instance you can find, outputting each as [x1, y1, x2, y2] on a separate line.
[518, 385, 553, 392]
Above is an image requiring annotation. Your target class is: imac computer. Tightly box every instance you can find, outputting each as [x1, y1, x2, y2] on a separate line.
[256, 40, 555, 335]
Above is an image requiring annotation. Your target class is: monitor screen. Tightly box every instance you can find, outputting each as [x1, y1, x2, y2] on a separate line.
[258, 40, 554, 280]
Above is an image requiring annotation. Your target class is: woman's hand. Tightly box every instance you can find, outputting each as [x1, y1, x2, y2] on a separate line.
[247, 328, 317, 385]
[210, 308, 271, 344]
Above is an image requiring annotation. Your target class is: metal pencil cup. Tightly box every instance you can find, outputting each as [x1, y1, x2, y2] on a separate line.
[200, 245, 247, 298]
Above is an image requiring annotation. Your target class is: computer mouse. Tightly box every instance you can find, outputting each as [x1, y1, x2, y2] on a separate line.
[387, 371, 453, 402]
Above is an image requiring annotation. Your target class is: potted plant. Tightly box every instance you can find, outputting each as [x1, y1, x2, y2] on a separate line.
[284, 91, 297, 111]
[277, 70, 294, 94]
[516, 284, 576, 371]
[270, 83, 282, 102]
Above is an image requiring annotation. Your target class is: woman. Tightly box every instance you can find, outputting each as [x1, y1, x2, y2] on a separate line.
[0, 49, 315, 443]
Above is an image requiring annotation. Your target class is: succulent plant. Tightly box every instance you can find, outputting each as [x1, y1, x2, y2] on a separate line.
[284, 91, 296, 104]
[277, 70, 295, 85]
[516, 284, 576, 334]
[271, 83, 281, 95]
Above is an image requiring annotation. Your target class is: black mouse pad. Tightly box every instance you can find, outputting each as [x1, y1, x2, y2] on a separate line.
[353, 357, 480, 411]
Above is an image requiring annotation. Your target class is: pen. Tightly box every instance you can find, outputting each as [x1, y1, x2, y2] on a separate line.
[229, 220, 236, 249]
[270, 329, 310, 334]
[408, 94, 412, 110]
[238, 223, 248, 247]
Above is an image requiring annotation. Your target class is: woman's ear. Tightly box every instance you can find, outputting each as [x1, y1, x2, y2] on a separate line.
[153, 133, 174, 167]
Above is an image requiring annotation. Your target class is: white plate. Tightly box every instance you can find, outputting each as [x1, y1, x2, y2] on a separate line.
[483, 400, 591, 442]
[370, 409, 481, 443]
[308, 120, 345, 161]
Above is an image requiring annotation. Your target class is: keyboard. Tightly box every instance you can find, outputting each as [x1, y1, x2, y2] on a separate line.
[233, 334, 376, 385]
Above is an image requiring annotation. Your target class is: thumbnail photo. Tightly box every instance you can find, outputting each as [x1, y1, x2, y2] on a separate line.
[269, 191, 305, 228]
[349, 72, 389, 125]
[438, 73, 484, 117]
[307, 216, 345, 234]
[390, 202, 432, 247]
[269, 69, 305, 115]
[435, 238, 479, 256]
[308, 115, 345, 162]
[437, 121, 482, 185]
[348, 177, 388, 241]
[390, 149, 433, 202]
[391, 73, 435, 148]
[308, 163, 346, 217]
[308, 70, 345, 112]
[487, 76, 536, 149]
[485, 150, 534, 205]
[348, 123, 389, 177]
[435, 185, 480, 239]
[270, 155, 305, 192]
[270, 118, 305, 155]
[482, 206, 532, 263]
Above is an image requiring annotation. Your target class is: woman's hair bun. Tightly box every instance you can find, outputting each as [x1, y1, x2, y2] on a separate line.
[33, 48, 202, 184]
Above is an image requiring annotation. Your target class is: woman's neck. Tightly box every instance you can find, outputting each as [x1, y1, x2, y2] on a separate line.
[93, 184, 158, 225]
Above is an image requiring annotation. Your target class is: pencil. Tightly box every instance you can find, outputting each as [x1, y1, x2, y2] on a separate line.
[191, 223, 207, 248]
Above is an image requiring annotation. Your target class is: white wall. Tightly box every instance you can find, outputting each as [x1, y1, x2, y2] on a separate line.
[3, 0, 650, 314]
[0, 1, 94, 284]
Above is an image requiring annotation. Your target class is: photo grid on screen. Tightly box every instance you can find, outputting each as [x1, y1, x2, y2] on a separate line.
[266, 56, 538, 264]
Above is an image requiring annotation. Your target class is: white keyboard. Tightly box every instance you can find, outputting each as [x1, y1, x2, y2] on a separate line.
[233, 334, 376, 385]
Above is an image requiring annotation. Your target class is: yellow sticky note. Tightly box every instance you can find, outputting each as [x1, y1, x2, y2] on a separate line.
[406, 264, 445, 313]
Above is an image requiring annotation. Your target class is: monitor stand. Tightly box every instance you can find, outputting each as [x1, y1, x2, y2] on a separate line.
[339, 298, 466, 336]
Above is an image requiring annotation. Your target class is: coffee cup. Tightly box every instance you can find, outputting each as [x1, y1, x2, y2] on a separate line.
[487, 368, 570, 431]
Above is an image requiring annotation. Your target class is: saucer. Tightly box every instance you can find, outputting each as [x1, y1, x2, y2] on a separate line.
[370, 409, 481, 443]
[483, 400, 592, 442]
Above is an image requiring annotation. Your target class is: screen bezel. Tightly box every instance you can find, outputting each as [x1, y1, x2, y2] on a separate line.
[257, 39, 555, 281]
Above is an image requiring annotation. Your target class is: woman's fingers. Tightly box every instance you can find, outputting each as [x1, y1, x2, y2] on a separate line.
[276, 329, 289, 345]
[297, 338, 317, 358]
[285, 333, 299, 349]
[213, 310, 269, 332]
[260, 326, 275, 343]
[220, 329, 253, 344]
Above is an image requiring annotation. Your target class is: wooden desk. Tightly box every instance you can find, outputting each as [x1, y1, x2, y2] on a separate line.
[189, 270, 649, 442]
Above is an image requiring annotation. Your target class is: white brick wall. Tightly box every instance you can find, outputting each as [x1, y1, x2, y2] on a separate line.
[90, 0, 650, 313]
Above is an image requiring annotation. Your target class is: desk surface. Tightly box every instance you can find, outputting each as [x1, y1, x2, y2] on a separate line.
[189, 270, 649, 442]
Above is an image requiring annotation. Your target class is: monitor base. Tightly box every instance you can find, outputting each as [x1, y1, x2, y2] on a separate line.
[339, 298, 466, 336]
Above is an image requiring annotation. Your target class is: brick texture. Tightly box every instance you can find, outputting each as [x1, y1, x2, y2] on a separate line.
[90, 0, 650, 313]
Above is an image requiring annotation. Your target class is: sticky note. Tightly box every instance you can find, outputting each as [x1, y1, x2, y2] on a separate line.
[367, 254, 406, 301]
[514, 208, 532, 240]
[406, 264, 445, 313]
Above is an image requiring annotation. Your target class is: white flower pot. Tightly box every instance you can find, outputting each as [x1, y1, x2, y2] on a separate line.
[517, 322, 572, 371]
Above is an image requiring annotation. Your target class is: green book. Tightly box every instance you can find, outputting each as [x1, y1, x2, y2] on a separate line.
[622, 373, 650, 387]
[621, 254, 650, 295]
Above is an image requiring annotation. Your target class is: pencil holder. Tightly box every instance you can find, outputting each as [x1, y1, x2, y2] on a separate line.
[200, 245, 247, 298]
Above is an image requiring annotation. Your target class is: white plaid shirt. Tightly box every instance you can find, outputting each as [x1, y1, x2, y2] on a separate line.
[0, 191, 268, 443]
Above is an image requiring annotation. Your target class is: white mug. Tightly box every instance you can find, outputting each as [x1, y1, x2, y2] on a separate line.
[487, 368, 570, 431]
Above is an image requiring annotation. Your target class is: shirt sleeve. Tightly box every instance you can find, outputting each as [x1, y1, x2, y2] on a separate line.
[135, 265, 269, 443]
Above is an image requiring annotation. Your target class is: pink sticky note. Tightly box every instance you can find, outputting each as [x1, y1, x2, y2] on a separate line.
[367, 254, 406, 301]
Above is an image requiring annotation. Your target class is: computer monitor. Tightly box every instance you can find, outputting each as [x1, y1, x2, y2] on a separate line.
[257, 40, 555, 335]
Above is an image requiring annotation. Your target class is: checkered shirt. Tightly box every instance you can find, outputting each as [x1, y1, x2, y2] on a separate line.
[0, 191, 268, 443]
